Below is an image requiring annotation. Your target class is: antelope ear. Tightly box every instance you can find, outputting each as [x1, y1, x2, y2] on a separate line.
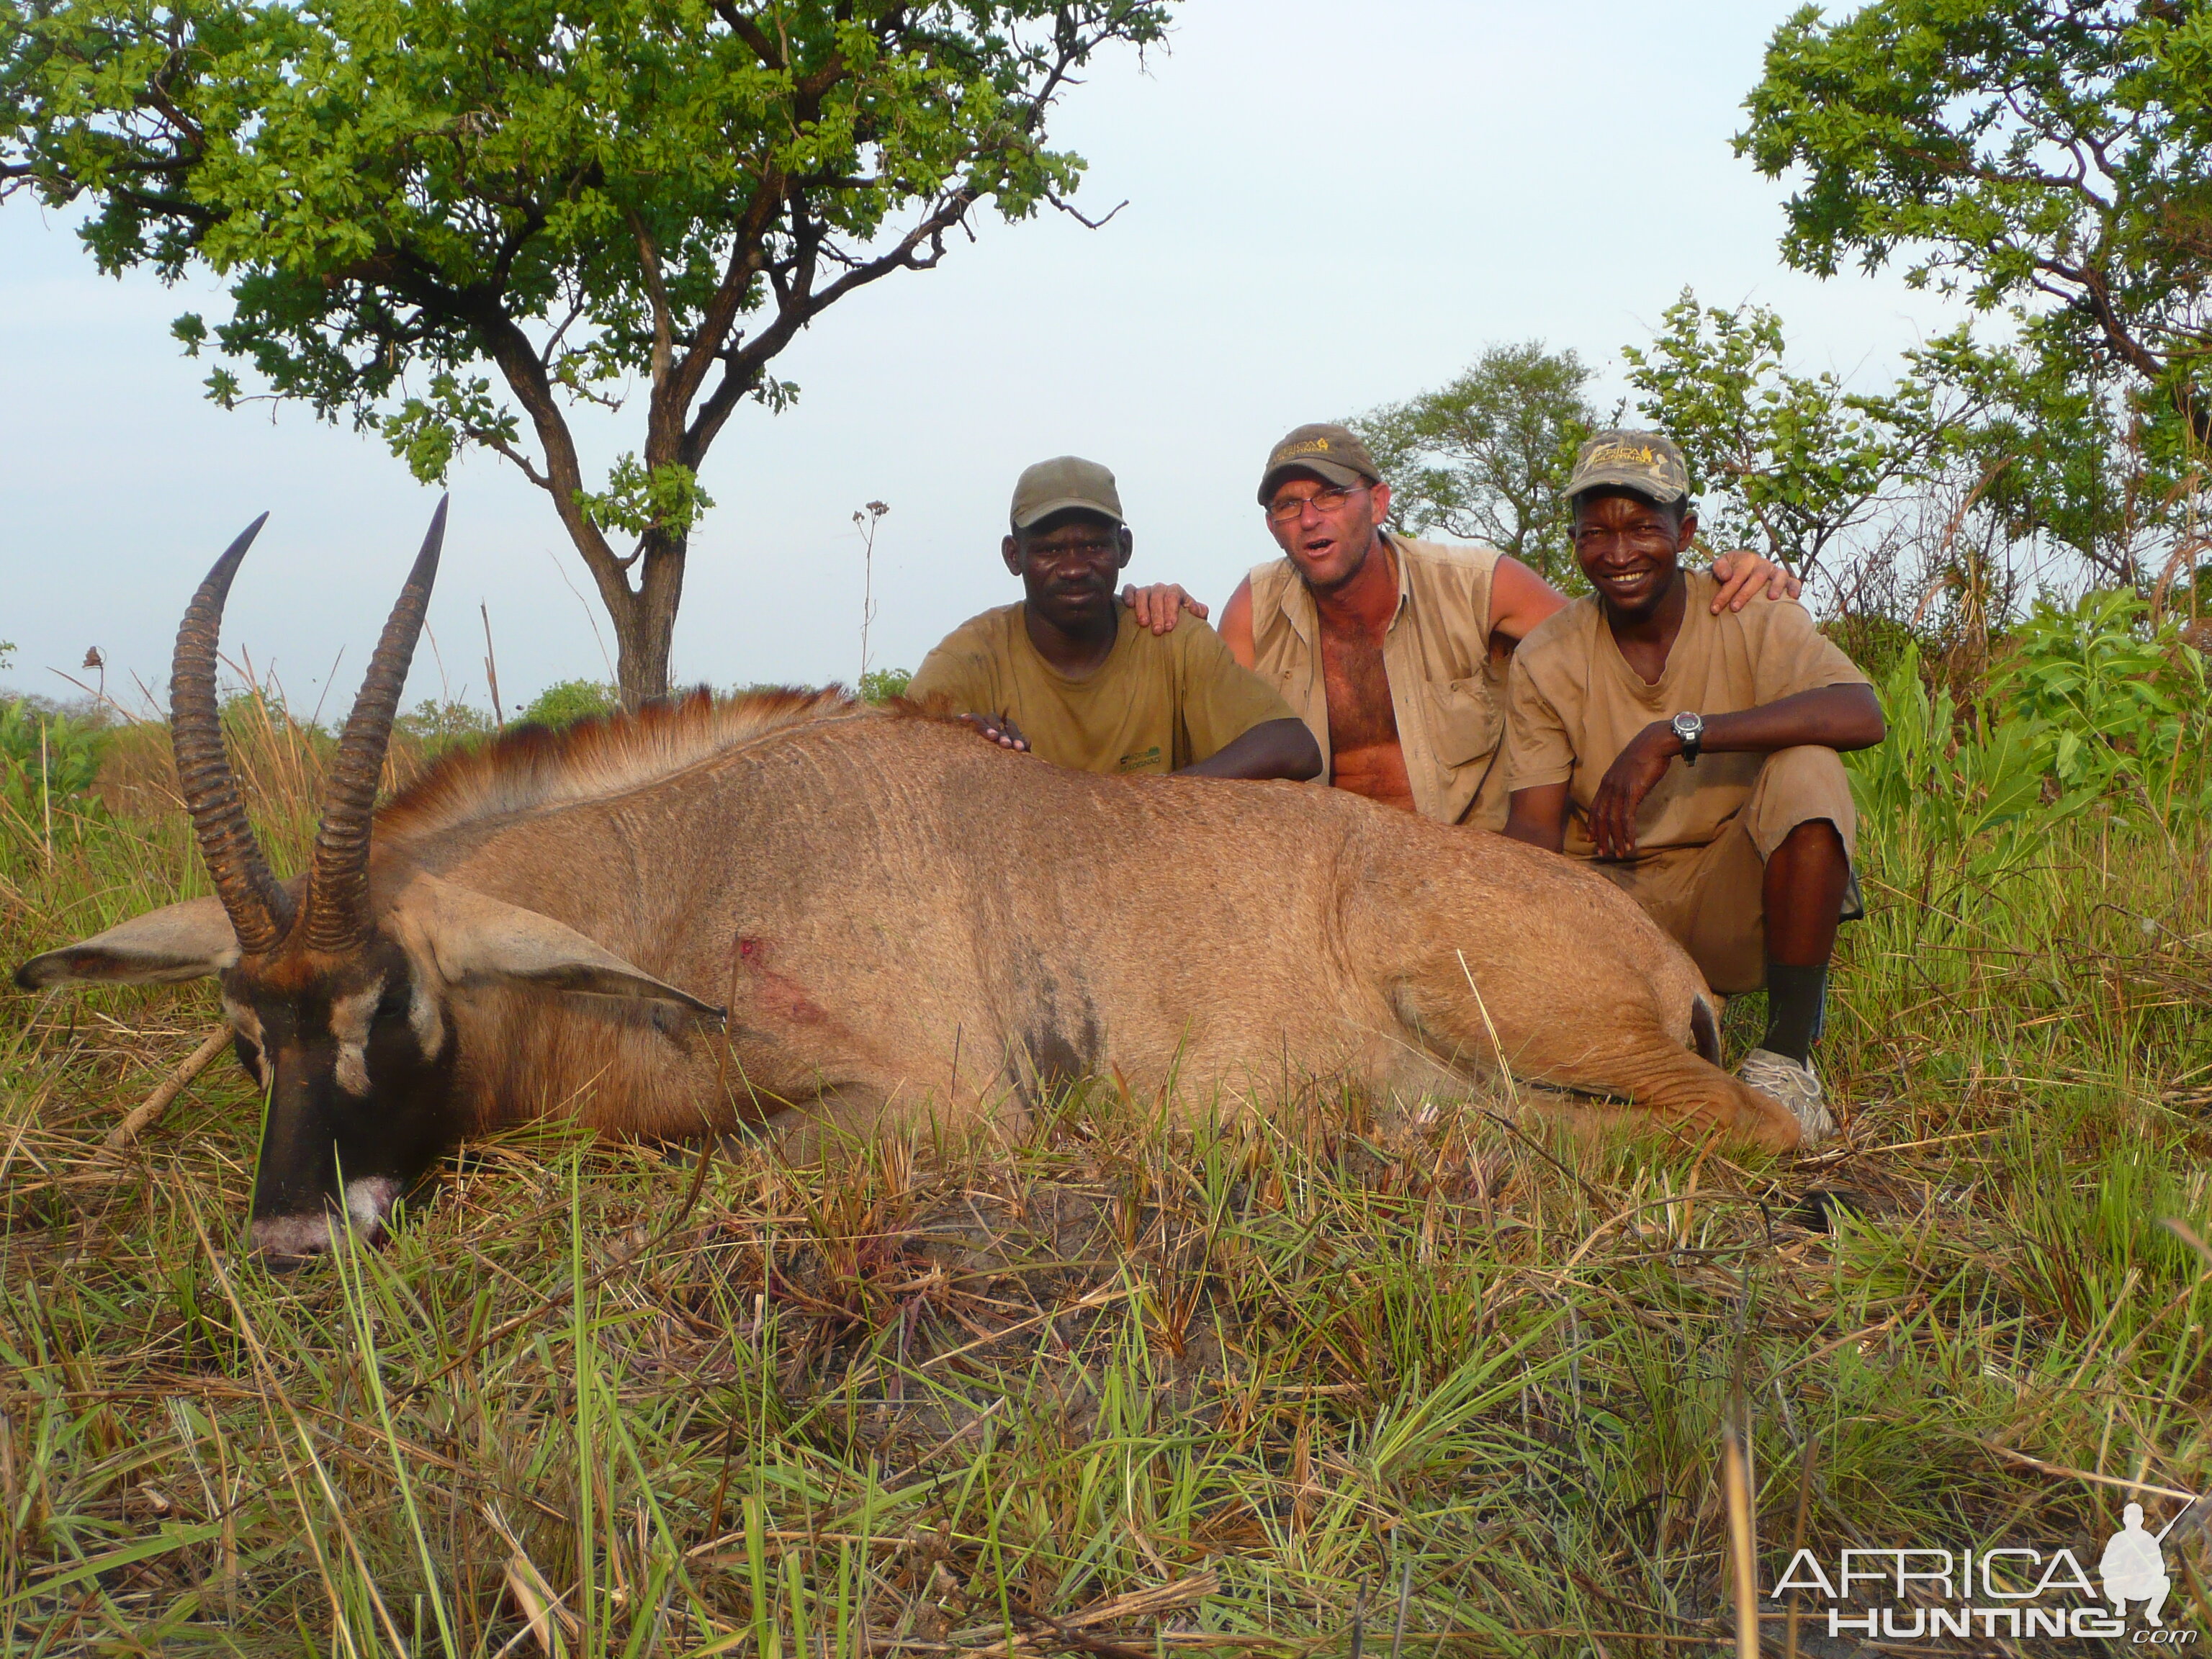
[392, 874, 722, 1019]
[14, 897, 240, 989]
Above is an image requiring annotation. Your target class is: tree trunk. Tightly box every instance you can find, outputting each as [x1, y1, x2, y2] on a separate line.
[605, 526, 689, 708]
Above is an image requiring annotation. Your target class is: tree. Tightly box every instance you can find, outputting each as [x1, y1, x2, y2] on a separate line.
[1349, 342, 1596, 587]
[1, 0, 1172, 704]
[1899, 316, 2193, 586]
[1622, 291, 1959, 574]
[1737, 0, 2212, 461]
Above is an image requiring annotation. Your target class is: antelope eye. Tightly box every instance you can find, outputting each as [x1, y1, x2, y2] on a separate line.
[374, 984, 412, 1022]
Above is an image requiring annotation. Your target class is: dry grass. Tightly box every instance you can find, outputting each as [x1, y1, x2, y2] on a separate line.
[2, 706, 2209, 1656]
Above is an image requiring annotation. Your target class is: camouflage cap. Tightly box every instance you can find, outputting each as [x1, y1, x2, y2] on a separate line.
[1565, 429, 1692, 505]
[1257, 423, 1382, 505]
[1010, 456, 1125, 531]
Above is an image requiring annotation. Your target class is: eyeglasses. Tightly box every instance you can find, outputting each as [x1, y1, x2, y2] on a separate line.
[1265, 485, 1367, 523]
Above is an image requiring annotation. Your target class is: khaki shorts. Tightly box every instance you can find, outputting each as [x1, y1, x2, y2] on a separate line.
[1595, 747, 1860, 994]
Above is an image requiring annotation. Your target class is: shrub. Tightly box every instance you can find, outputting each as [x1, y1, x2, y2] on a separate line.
[0, 699, 110, 837]
[517, 678, 619, 729]
[858, 665, 912, 703]
[395, 697, 497, 757]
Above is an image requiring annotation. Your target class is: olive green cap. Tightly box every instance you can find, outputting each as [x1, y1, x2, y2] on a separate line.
[1257, 423, 1381, 505]
[1010, 456, 1124, 531]
[1565, 429, 1691, 505]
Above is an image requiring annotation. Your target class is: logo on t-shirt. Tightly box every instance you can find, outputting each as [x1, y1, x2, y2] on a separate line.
[1118, 745, 1163, 772]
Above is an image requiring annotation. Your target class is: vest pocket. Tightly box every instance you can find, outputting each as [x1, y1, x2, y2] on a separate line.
[1426, 676, 1501, 769]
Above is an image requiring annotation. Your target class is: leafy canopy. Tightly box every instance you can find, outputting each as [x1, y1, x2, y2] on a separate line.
[1, 0, 1172, 698]
[1737, 0, 2212, 453]
[1624, 291, 1961, 573]
[1350, 342, 1596, 589]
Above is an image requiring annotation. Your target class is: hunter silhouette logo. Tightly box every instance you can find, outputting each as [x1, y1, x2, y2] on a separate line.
[1770, 1495, 2202, 1643]
[2101, 1503, 2172, 1627]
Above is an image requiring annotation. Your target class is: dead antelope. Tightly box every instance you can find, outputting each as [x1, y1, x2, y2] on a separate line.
[17, 508, 1805, 1263]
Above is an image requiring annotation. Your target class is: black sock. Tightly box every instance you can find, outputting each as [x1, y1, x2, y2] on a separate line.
[1762, 963, 1827, 1064]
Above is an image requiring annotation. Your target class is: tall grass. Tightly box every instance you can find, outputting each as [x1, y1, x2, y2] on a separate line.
[1, 669, 2208, 1655]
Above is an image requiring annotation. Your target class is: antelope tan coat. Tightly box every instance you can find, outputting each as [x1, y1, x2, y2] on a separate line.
[18, 511, 1799, 1262]
[364, 691, 1786, 1143]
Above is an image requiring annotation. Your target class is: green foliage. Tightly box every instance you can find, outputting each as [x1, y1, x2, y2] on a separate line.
[1997, 587, 2212, 817]
[1624, 291, 1956, 572]
[394, 696, 498, 755]
[1349, 341, 1596, 587]
[858, 665, 911, 703]
[1, 0, 1174, 699]
[517, 678, 619, 729]
[575, 454, 717, 539]
[1900, 320, 2198, 585]
[0, 699, 109, 835]
[1738, 0, 2212, 454]
[1848, 593, 2212, 888]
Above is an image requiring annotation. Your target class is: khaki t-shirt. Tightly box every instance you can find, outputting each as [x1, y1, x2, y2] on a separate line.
[909, 603, 1296, 774]
[1504, 570, 1870, 860]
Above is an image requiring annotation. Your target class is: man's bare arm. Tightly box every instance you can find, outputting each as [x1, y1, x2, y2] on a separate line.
[1697, 683, 1886, 756]
[1179, 716, 1322, 782]
[1218, 577, 1256, 668]
[1486, 556, 1570, 645]
[1503, 782, 1571, 853]
[1586, 685, 1885, 860]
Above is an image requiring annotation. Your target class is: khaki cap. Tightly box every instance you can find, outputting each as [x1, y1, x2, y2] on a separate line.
[1010, 455, 1124, 531]
[1565, 429, 1691, 505]
[1257, 422, 1382, 505]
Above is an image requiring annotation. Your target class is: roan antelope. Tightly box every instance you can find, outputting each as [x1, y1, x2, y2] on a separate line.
[17, 509, 1812, 1263]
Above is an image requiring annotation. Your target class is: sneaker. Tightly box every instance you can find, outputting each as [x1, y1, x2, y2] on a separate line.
[1737, 1048, 1836, 1146]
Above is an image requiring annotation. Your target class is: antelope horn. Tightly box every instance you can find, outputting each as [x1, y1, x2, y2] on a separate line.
[171, 514, 292, 957]
[300, 497, 448, 954]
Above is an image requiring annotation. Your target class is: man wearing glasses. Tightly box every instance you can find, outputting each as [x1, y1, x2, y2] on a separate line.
[1498, 431, 1884, 1136]
[909, 456, 1323, 781]
[1130, 423, 1796, 828]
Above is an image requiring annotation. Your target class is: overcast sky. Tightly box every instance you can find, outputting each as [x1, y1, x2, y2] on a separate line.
[1, 0, 1969, 717]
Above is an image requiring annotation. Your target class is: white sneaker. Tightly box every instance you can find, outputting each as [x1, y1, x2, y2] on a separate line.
[1737, 1048, 1836, 1146]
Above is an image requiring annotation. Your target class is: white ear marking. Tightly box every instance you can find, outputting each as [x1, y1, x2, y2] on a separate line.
[328, 981, 382, 1097]
[222, 996, 265, 1048]
[409, 978, 446, 1059]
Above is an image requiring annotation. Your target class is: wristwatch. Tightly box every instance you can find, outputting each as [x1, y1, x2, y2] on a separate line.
[1671, 710, 1704, 765]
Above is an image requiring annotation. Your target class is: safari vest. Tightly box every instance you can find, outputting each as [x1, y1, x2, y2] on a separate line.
[1246, 534, 1510, 828]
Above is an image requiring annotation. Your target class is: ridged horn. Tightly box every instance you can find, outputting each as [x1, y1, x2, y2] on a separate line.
[300, 497, 448, 954]
[171, 513, 292, 957]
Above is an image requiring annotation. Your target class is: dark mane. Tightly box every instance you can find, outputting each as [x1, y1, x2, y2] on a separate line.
[377, 685, 858, 845]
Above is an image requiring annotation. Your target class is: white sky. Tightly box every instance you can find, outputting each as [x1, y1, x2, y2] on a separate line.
[1, 0, 1971, 717]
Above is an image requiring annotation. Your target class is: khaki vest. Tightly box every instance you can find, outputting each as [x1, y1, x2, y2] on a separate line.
[1246, 534, 1509, 828]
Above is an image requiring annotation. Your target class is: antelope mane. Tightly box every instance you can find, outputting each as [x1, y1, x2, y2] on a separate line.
[376, 686, 863, 848]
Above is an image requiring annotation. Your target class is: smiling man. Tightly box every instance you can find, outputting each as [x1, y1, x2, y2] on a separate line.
[1499, 431, 1885, 1138]
[1126, 423, 1798, 827]
[909, 456, 1321, 781]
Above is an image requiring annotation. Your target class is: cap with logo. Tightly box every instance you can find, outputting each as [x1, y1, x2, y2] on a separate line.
[1565, 429, 1692, 505]
[1010, 456, 1125, 531]
[1256, 423, 1382, 505]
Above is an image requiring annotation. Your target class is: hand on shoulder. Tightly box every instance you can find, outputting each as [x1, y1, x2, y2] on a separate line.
[1706, 551, 1802, 613]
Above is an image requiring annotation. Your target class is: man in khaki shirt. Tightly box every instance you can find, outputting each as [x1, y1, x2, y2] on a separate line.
[910, 457, 1321, 781]
[1125, 423, 1797, 827]
[1501, 431, 1887, 1138]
